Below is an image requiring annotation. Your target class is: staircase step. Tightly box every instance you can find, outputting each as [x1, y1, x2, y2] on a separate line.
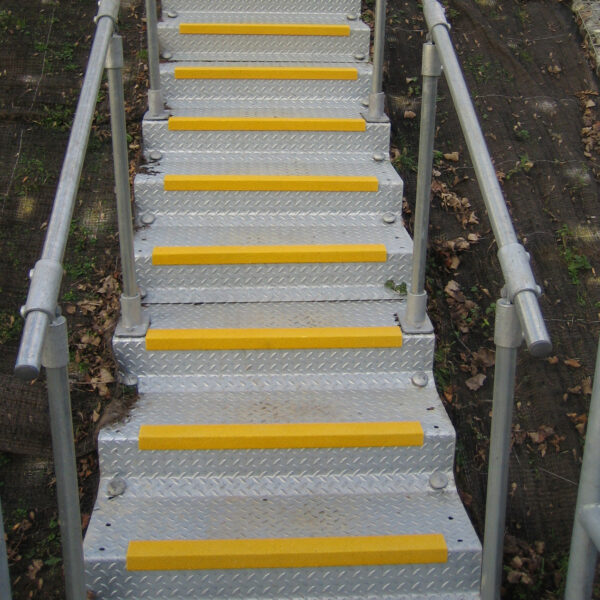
[138, 421, 424, 450]
[162, 0, 361, 15]
[142, 111, 389, 156]
[113, 301, 433, 380]
[84, 492, 481, 598]
[161, 62, 372, 108]
[134, 155, 402, 218]
[158, 13, 369, 62]
[98, 380, 452, 479]
[134, 223, 410, 303]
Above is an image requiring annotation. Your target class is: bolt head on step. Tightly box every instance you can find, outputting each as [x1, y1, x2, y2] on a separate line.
[167, 10, 177, 18]
[141, 213, 156, 225]
[346, 13, 357, 20]
[161, 51, 173, 60]
[429, 472, 449, 490]
[411, 372, 429, 387]
[149, 150, 162, 161]
[354, 53, 366, 61]
[383, 212, 396, 224]
[107, 477, 127, 497]
[373, 152, 386, 162]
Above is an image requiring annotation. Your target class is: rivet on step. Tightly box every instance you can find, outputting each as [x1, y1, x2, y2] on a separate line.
[354, 53, 366, 61]
[429, 472, 449, 490]
[149, 150, 162, 161]
[373, 152, 386, 162]
[346, 13, 358, 20]
[107, 477, 127, 497]
[361, 98, 369, 107]
[383, 212, 396, 224]
[141, 213, 156, 225]
[167, 10, 178, 18]
[162, 51, 173, 60]
[139, 286, 147, 299]
[411, 372, 429, 387]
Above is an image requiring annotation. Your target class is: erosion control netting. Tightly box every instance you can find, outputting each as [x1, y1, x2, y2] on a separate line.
[383, 0, 600, 594]
[0, 1, 147, 597]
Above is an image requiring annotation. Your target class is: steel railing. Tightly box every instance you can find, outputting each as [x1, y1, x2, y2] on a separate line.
[565, 338, 600, 599]
[368, 0, 552, 598]
[7, 0, 150, 597]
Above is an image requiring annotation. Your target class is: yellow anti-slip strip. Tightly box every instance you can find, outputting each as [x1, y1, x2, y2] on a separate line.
[168, 116, 366, 132]
[145, 326, 402, 351]
[152, 244, 387, 265]
[127, 534, 448, 571]
[180, 23, 351, 37]
[174, 66, 358, 80]
[164, 175, 378, 192]
[138, 422, 424, 450]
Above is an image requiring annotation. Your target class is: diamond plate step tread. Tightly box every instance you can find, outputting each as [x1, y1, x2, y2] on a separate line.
[161, 62, 372, 107]
[134, 154, 402, 218]
[134, 223, 411, 303]
[162, 0, 362, 14]
[113, 301, 434, 378]
[158, 13, 369, 62]
[84, 492, 481, 598]
[142, 115, 389, 156]
[98, 384, 456, 479]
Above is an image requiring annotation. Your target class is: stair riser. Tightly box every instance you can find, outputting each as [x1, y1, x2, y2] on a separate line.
[113, 335, 434, 379]
[142, 121, 389, 156]
[85, 554, 481, 599]
[98, 437, 456, 480]
[161, 0, 362, 14]
[157, 24, 369, 62]
[161, 67, 372, 106]
[134, 180, 402, 217]
[134, 256, 410, 303]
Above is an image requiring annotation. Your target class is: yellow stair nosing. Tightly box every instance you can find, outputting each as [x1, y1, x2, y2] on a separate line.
[163, 174, 379, 192]
[167, 116, 366, 132]
[145, 326, 403, 351]
[127, 535, 448, 570]
[174, 66, 359, 81]
[138, 421, 425, 450]
[151, 244, 387, 265]
[179, 23, 351, 37]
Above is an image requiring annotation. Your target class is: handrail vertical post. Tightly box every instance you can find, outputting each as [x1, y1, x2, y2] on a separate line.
[144, 0, 168, 119]
[0, 497, 12, 600]
[42, 315, 86, 600]
[564, 339, 600, 599]
[106, 35, 149, 336]
[480, 298, 522, 600]
[405, 41, 441, 329]
[366, 0, 388, 122]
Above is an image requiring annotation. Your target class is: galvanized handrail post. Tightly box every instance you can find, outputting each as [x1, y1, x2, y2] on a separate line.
[366, 0, 388, 122]
[565, 339, 600, 599]
[480, 299, 522, 600]
[42, 315, 86, 600]
[0, 497, 12, 600]
[405, 41, 441, 331]
[144, 0, 168, 119]
[106, 34, 149, 337]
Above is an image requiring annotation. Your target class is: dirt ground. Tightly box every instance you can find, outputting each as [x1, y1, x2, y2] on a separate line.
[0, 0, 599, 598]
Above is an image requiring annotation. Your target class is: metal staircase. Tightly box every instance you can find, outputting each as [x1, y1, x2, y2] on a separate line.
[80, 0, 483, 597]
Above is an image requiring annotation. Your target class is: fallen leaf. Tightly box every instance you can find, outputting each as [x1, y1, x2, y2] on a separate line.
[444, 151, 459, 162]
[403, 110, 416, 119]
[564, 358, 582, 368]
[547, 355, 559, 365]
[466, 373, 486, 391]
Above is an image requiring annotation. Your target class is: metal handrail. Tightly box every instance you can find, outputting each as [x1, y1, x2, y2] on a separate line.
[360, 0, 555, 597]
[11, 0, 148, 597]
[15, 0, 120, 380]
